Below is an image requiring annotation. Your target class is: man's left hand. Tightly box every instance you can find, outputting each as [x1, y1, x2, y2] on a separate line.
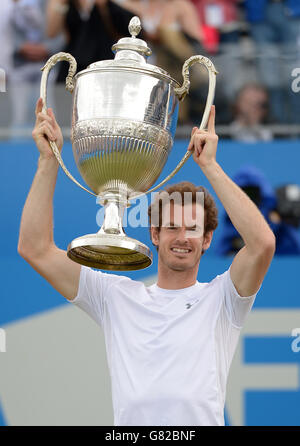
[187, 105, 218, 169]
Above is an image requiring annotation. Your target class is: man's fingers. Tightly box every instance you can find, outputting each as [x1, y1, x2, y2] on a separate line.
[36, 111, 53, 126]
[47, 108, 56, 122]
[40, 122, 56, 141]
[47, 108, 56, 127]
[187, 135, 195, 152]
[207, 105, 216, 134]
[188, 132, 207, 152]
[48, 108, 61, 133]
[193, 135, 205, 153]
[35, 97, 44, 116]
[194, 145, 202, 159]
[187, 127, 198, 151]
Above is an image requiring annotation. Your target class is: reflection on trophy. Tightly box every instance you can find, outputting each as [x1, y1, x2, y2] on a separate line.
[40, 16, 217, 271]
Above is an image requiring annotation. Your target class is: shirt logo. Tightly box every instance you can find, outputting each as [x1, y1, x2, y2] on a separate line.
[186, 300, 199, 309]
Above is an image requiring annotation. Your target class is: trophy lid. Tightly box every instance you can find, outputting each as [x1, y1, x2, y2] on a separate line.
[85, 16, 172, 79]
[112, 16, 152, 57]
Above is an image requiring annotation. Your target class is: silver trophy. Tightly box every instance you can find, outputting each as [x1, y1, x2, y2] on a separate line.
[40, 16, 217, 271]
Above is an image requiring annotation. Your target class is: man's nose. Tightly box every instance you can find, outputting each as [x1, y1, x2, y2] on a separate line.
[175, 227, 188, 241]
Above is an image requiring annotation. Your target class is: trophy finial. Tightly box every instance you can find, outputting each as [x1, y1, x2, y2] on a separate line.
[111, 15, 151, 58]
[129, 16, 142, 38]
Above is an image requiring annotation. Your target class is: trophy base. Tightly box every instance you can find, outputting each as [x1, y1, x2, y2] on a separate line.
[67, 233, 152, 271]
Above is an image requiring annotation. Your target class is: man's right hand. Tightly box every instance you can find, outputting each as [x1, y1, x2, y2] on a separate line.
[32, 98, 63, 160]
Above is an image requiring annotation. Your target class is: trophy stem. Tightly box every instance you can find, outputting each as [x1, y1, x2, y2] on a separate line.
[98, 192, 127, 236]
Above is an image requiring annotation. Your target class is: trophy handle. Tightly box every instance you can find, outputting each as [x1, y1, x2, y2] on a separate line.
[145, 55, 217, 195]
[40, 52, 97, 197]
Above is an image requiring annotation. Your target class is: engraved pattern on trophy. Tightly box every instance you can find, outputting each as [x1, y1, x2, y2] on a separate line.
[72, 119, 172, 195]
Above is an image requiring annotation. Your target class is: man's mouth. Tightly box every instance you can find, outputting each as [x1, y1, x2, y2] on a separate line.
[171, 248, 192, 254]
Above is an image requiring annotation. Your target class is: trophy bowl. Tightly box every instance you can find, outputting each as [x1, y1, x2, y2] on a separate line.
[40, 16, 217, 270]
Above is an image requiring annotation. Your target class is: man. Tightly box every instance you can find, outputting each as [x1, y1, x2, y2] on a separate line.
[18, 98, 275, 426]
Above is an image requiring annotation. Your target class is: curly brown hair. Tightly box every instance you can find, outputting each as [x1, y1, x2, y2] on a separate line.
[148, 181, 218, 238]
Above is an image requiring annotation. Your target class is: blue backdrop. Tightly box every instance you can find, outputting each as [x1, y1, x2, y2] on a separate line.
[1, 138, 300, 425]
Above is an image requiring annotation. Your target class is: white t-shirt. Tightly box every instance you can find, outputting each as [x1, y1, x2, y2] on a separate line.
[71, 266, 257, 426]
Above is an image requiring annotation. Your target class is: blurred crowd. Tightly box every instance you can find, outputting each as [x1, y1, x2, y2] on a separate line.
[0, 0, 300, 139]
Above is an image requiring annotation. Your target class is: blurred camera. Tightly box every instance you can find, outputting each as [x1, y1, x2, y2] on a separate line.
[275, 184, 300, 228]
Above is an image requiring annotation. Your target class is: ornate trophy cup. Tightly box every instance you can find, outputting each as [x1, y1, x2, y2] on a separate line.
[40, 17, 217, 271]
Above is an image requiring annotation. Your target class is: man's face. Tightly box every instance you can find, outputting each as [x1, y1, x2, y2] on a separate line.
[151, 202, 213, 272]
[237, 88, 268, 125]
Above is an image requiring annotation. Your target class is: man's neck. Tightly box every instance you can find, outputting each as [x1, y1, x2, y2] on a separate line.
[156, 262, 199, 290]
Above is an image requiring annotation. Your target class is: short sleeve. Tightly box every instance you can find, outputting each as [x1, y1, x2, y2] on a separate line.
[71, 265, 108, 327]
[219, 268, 258, 329]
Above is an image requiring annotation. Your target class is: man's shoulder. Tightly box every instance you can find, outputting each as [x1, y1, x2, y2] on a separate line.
[198, 269, 229, 292]
[83, 265, 145, 288]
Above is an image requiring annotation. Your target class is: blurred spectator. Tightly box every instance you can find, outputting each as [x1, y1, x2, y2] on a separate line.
[190, 0, 242, 54]
[243, 0, 300, 124]
[0, 0, 14, 79]
[154, 0, 205, 124]
[229, 83, 273, 142]
[46, 0, 135, 82]
[118, 0, 203, 47]
[216, 165, 300, 256]
[189, 1, 245, 123]
[118, 0, 204, 124]
[0, 1, 14, 131]
[9, 0, 64, 135]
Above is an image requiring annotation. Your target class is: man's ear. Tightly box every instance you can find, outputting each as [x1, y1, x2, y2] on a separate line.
[151, 226, 159, 246]
[203, 231, 213, 252]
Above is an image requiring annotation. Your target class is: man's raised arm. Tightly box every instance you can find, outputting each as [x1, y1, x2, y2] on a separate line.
[18, 98, 81, 301]
[188, 106, 276, 297]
